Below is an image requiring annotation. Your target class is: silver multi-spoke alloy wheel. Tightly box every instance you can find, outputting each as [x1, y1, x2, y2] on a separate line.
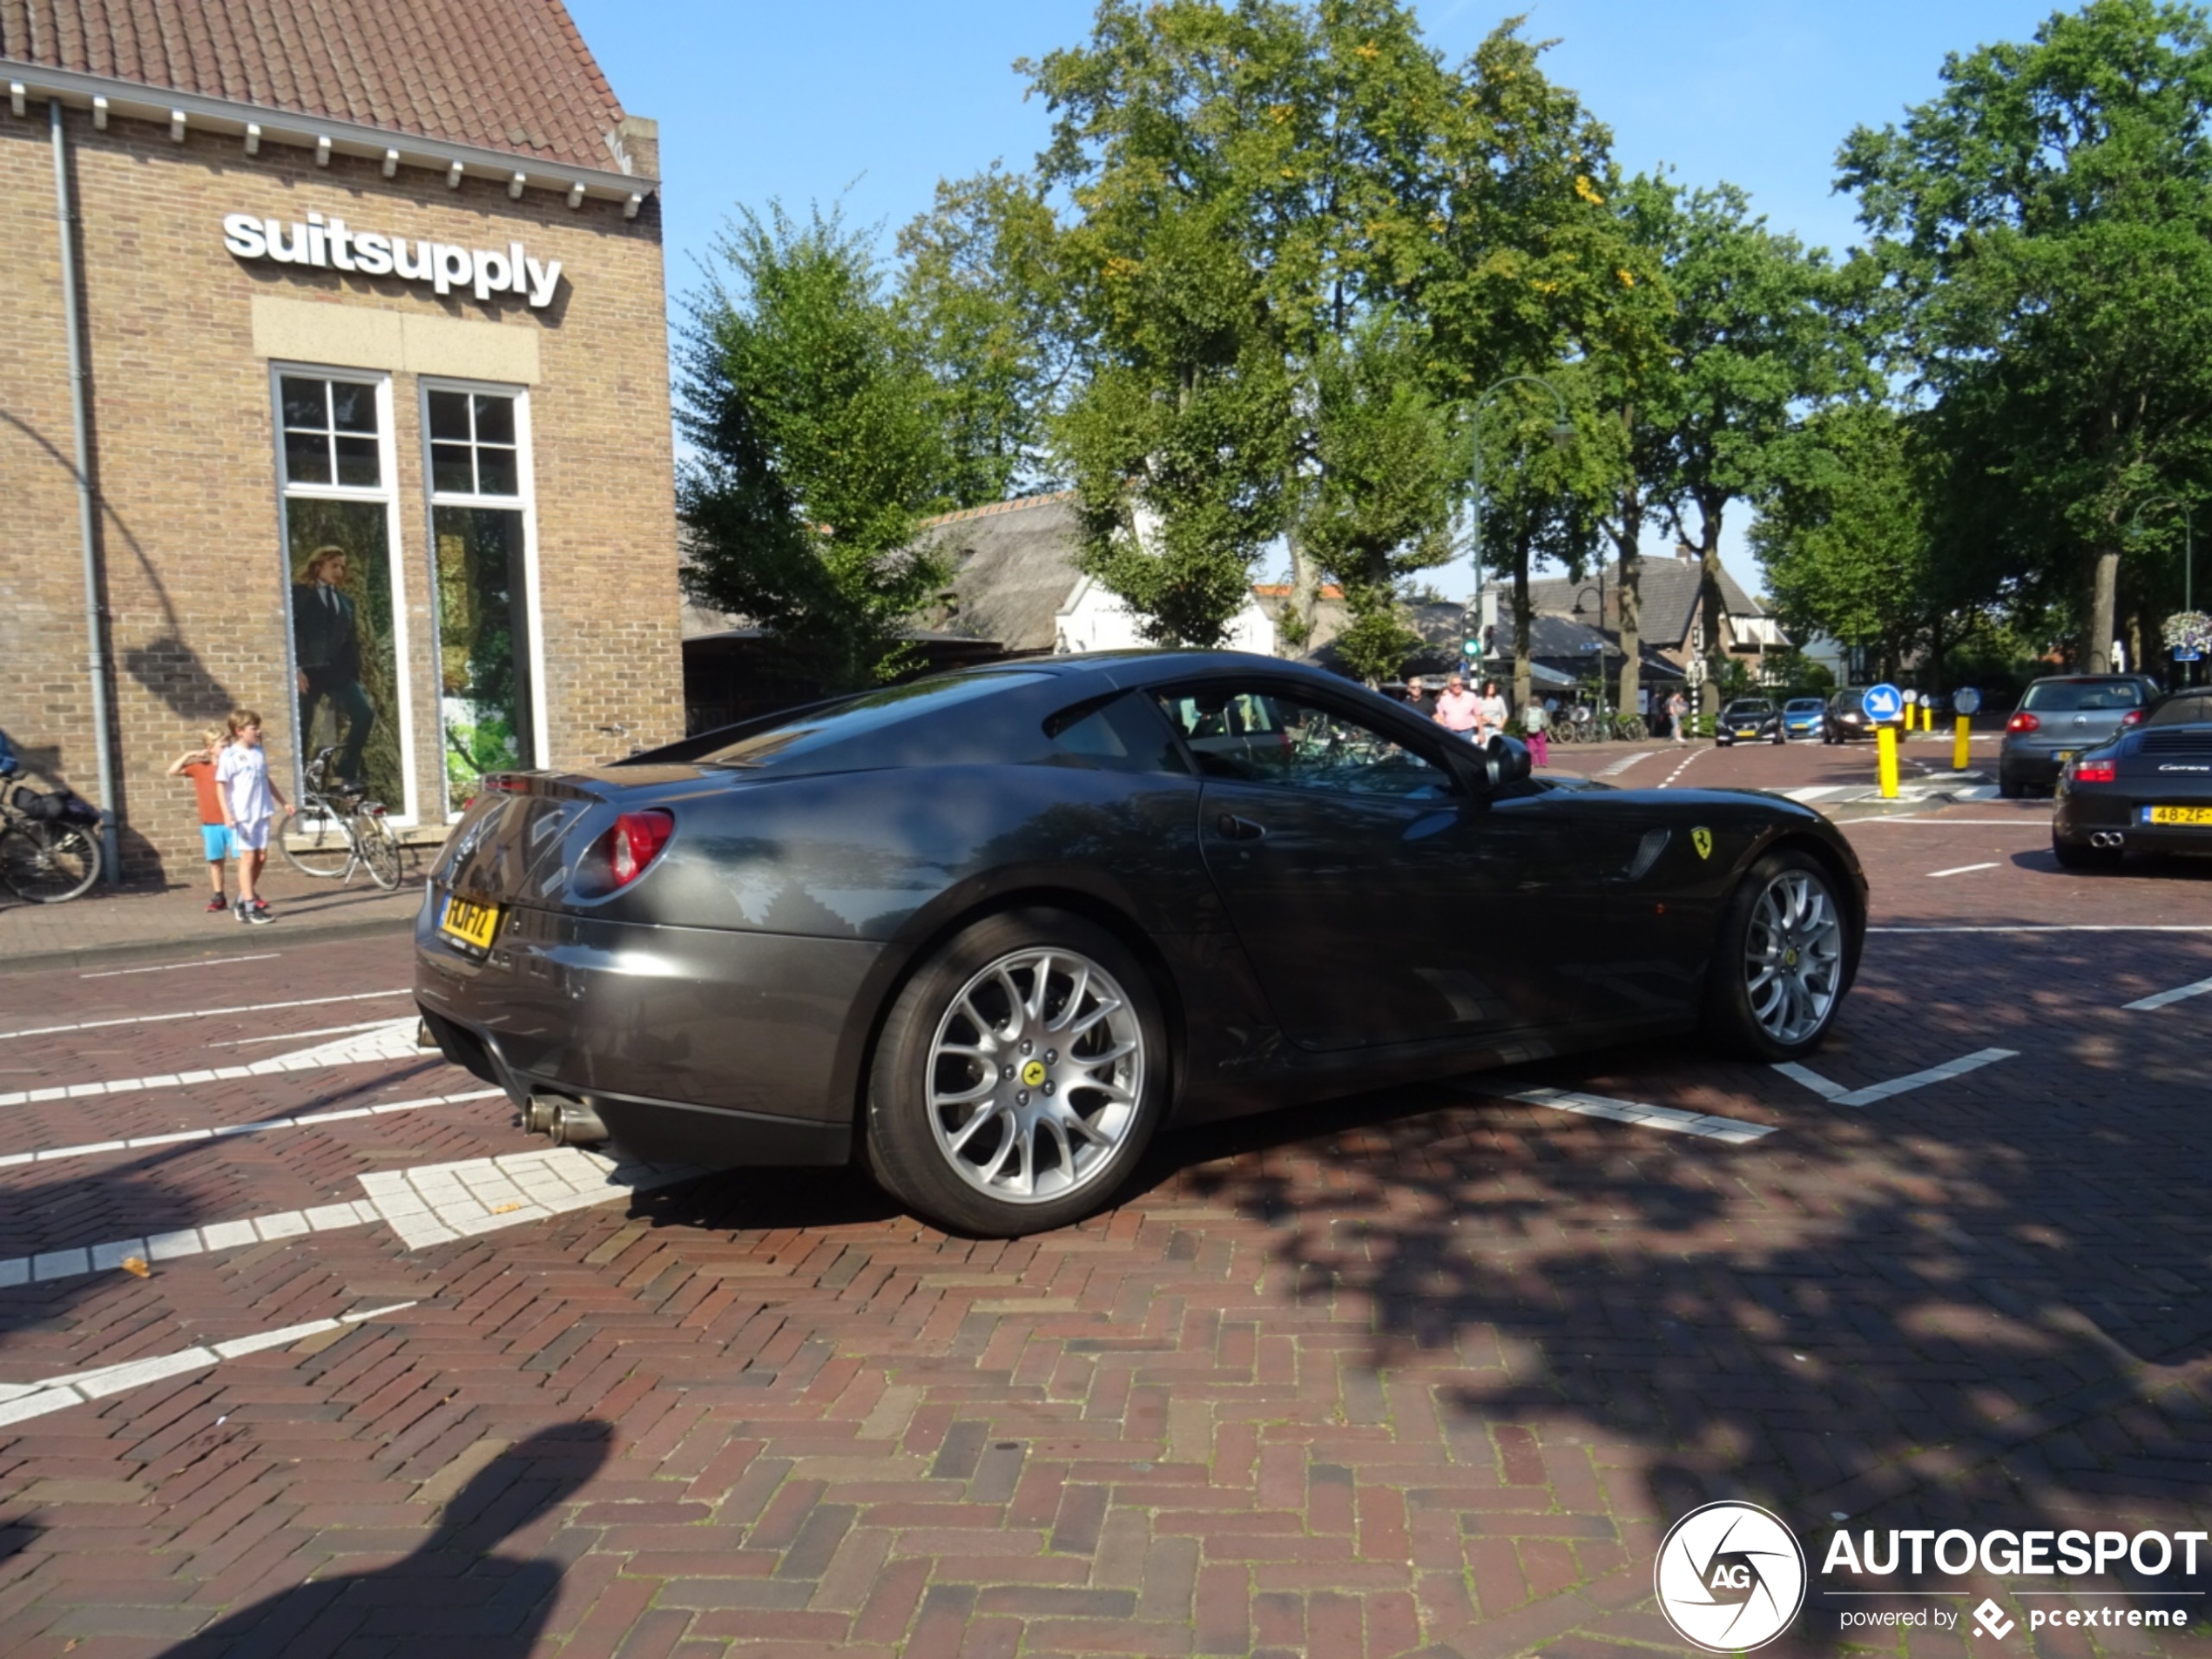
[1742, 867, 1844, 1045]
[925, 947, 1144, 1206]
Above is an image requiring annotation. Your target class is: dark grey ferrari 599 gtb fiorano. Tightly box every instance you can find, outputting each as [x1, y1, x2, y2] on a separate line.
[415, 652, 1867, 1235]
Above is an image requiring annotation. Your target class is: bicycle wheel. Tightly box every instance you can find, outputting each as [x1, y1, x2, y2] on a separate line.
[354, 813, 402, 891]
[0, 821, 101, 903]
[280, 806, 353, 878]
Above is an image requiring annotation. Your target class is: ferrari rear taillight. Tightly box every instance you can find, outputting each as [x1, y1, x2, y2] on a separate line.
[2007, 711, 2041, 733]
[607, 810, 674, 887]
[2074, 759, 2116, 784]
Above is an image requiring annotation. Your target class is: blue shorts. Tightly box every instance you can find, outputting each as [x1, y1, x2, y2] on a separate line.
[200, 825, 233, 861]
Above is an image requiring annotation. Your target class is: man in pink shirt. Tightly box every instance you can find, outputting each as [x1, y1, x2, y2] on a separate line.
[1433, 674, 1480, 738]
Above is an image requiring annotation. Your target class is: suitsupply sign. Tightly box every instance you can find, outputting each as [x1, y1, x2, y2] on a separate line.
[223, 212, 564, 307]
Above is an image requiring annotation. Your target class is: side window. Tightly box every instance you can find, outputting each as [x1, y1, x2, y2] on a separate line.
[1151, 686, 1451, 798]
[1042, 694, 1190, 773]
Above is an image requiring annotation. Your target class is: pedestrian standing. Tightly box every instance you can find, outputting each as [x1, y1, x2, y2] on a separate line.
[1475, 680, 1510, 747]
[1433, 674, 1479, 738]
[1521, 696, 1549, 767]
[1668, 689, 1689, 746]
[1401, 673, 1433, 718]
[165, 726, 231, 913]
[216, 709, 289, 926]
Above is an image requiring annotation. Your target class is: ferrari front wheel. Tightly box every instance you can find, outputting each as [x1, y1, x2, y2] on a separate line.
[1703, 852, 1848, 1061]
[866, 909, 1166, 1237]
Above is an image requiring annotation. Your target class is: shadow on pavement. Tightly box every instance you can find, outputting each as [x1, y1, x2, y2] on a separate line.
[159, 1422, 611, 1657]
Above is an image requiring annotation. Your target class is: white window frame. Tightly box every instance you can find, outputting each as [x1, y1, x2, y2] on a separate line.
[416, 377, 545, 820]
[267, 362, 420, 826]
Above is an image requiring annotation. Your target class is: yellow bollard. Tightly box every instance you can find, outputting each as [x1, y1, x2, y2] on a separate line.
[1878, 725, 1900, 799]
[1952, 714, 1971, 772]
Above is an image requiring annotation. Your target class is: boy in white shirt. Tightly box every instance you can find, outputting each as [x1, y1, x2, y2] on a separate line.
[215, 709, 290, 925]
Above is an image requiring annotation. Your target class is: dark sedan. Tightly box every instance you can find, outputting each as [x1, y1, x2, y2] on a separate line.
[1714, 698, 1784, 746]
[415, 653, 1867, 1237]
[2052, 690, 2212, 868]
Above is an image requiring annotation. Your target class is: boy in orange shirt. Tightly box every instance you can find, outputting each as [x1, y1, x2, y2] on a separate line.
[165, 727, 231, 913]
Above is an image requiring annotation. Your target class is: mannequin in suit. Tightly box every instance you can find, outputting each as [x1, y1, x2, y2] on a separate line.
[291, 545, 374, 789]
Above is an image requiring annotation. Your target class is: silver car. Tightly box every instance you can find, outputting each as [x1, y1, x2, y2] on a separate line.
[1999, 675, 2160, 797]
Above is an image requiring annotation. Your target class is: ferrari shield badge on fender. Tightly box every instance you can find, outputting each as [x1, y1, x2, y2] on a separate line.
[1692, 826, 1714, 860]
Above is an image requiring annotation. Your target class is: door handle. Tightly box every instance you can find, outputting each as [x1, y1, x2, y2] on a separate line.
[1215, 813, 1266, 841]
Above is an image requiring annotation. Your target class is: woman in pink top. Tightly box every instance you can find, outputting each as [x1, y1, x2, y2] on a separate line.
[1432, 675, 1480, 737]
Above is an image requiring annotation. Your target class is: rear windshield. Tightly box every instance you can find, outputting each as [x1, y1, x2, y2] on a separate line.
[2148, 693, 2212, 727]
[2020, 679, 2147, 712]
[1784, 699, 1824, 712]
[1725, 701, 1773, 715]
[689, 673, 1049, 767]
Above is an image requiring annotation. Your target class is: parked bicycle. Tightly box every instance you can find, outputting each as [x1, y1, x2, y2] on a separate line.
[0, 764, 103, 903]
[278, 746, 402, 890]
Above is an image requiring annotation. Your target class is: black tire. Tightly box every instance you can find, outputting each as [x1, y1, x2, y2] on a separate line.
[355, 813, 402, 890]
[2051, 835, 2121, 871]
[0, 822, 101, 903]
[1702, 850, 1851, 1062]
[280, 808, 353, 878]
[1997, 776, 2024, 799]
[865, 908, 1168, 1237]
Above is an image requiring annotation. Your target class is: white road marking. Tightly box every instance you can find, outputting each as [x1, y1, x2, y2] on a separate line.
[1844, 818, 2050, 826]
[1596, 751, 1658, 777]
[1511, 1088, 1774, 1144]
[1774, 1047, 2018, 1107]
[0, 1088, 503, 1170]
[0, 1302, 416, 1428]
[208, 1018, 402, 1048]
[1869, 924, 2212, 934]
[1926, 862, 2000, 878]
[1657, 751, 1701, 789]
[0, 989, 409, 1042]
[1786, 785, 2000, 804]
[0, 1018, 430, 1108]
[2124, 976, 2212, 1012]
[79, 953, 280, 979]
[0, 1146, 698, 1287]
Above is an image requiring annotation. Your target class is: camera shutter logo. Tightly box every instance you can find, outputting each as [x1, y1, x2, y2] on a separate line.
[1655, 1501, 1806, 1651]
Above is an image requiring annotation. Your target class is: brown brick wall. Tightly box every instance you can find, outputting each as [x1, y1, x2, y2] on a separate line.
[0, 101, 679, 880]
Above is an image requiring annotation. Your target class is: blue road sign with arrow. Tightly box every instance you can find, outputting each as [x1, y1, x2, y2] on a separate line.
[1861, 683, 1904, 722]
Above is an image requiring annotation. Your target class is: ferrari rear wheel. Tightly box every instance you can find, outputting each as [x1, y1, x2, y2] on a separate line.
[866, 909, 1165, 1237]
[1703, 851, 1848, 1061]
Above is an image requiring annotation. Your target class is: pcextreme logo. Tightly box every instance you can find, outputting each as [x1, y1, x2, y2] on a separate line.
[1654, 1501, 1807, 1652]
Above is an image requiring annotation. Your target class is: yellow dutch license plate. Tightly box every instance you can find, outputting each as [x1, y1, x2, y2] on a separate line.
[439, 894, 502, 949]
[2148, 806, 2212, 826]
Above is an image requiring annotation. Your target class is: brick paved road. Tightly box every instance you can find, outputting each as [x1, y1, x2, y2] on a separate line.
[0, 738, 2207, 1657]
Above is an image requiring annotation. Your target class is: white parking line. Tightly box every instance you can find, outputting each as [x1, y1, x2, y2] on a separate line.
[1775, 1048, 2018, 1107]
[1926, 862, 2000, 878]
[0, 989, 409, 1042]
[0, 1087, 502, 1170]
[1511, 1088, 1774, 1144]
[0, 1018, 429, 1108]
[0, 1145, 698, 1288]
[0, 1302, 416, 1428]
[80, 953, 280, 979]
[2124, 976, 2212, 1012]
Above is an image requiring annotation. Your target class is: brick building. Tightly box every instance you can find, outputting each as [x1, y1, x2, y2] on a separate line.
[2, 0, 679, 880]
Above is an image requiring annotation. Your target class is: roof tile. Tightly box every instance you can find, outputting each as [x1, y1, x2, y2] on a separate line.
[2, 0, 632, 172]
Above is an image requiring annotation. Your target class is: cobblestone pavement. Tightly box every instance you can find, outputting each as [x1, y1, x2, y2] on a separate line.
[0, 738, 2206, 1657]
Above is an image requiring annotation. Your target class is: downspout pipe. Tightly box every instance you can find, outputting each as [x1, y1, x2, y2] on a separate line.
[51, 99, 121, 882]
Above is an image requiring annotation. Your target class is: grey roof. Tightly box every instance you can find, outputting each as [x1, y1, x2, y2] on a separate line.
[1521, 556, 1765, 649]
[913, 493, 1088, 655]
[1487, 612, 1687, 680]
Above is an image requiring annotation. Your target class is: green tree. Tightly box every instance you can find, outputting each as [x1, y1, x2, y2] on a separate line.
[678, 204, 954, 688]
[1839, 0, 2212, 671]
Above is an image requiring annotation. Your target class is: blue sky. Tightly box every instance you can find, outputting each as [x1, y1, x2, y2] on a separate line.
[564, 0, 2071, 586]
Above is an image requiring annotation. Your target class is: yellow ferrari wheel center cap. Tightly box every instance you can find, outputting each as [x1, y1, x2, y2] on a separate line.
[1021, 1060, 1047, 1087]
[1783, 947, 1799, 968]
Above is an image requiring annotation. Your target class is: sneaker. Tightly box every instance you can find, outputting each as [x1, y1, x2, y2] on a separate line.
[250, 898, 271, 914]
[241, 905, 275, 927]
[206, 896, 227, 913]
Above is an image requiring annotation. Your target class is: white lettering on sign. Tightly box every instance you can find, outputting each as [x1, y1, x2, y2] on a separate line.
[222, 211, 563, 308]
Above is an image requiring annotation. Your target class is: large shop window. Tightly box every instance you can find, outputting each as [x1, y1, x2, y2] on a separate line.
[424, 386, 537, 813]
[273, 371, 412, 818]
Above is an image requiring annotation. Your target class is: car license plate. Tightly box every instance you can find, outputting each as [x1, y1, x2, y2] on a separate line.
[439, 893, 502, 949]
[2146, 806, 2212, 826]
[2054, 750, 2076, 763]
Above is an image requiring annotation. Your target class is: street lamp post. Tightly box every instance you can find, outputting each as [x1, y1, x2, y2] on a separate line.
[1570, 580, 1609, 712]
[2132, 496, 2199, 684]
[1467, 374, 1575, 673]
